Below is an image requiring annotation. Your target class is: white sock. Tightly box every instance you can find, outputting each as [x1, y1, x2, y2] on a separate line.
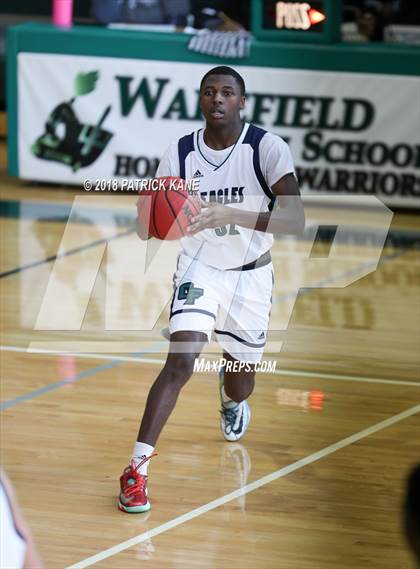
[132, 442, 155, 476]
[221, 385, 238, 408]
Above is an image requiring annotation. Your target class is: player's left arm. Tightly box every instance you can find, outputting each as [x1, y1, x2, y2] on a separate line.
[189, 173, 305, 236]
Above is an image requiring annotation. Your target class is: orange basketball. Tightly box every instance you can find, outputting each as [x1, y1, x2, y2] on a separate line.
[137, 177, 201, 240]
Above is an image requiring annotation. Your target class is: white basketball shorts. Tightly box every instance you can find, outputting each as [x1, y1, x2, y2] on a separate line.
[169, 253, 273, 363]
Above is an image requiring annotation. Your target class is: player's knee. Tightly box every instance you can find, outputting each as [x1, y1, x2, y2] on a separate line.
[162, 355, 196, 389]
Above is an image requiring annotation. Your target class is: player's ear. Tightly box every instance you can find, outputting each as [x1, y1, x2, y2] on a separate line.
[239, 96, 246, 110]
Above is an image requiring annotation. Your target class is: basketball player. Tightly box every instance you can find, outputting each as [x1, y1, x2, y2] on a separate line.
[118, 66, 305, 512]
[0, 470, 43, 568]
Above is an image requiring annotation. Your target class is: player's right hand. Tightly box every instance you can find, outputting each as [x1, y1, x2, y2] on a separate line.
[135, 222, 151, 240]
[136, 198, 151, 240]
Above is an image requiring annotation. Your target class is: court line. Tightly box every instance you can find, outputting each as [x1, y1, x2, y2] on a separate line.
[0, 228, 134, 279]
[0, 359, 123, 411]
[1, 206, 418, 279]
[66, 404, 420, 569]
[1, 345, 419, 389]
[0, 246, 415, 411]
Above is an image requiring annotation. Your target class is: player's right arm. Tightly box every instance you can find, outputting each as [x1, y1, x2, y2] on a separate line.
[135, 142, 179, 240]
[135, 204, 152, 240]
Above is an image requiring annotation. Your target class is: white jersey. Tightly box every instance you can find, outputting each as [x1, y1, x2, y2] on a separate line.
[0, 482, 26, 569]
[156, 122, 295, 270]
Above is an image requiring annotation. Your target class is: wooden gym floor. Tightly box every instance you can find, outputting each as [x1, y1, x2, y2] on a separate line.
[0, 139, 419, 568]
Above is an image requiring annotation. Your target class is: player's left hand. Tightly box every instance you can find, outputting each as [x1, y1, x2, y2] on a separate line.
[188, 200, 233, 234]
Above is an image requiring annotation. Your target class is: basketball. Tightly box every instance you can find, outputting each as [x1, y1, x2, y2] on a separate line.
[137, 176, 201, 240]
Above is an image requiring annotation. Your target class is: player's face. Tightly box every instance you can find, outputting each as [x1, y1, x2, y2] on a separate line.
[200, 75, 245, 127]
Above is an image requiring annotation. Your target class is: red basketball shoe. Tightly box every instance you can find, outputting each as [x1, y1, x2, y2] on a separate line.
[118, 454, 156, 513]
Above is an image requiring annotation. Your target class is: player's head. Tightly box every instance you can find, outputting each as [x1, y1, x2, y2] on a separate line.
[199, 66, 246, 127]
[200, 66, 246, 96]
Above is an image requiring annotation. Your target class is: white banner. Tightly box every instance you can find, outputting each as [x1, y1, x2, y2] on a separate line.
[18, 53, 420, 206]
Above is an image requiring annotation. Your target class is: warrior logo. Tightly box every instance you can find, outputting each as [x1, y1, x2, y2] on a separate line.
[31, 71, 113, 172]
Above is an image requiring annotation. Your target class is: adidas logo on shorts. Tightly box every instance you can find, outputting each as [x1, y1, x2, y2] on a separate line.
[193, 169, 204, 178]
[258, 332, 265, 339]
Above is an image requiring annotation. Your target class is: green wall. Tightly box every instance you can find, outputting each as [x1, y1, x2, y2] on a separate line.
[7, 22, 420, 175]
